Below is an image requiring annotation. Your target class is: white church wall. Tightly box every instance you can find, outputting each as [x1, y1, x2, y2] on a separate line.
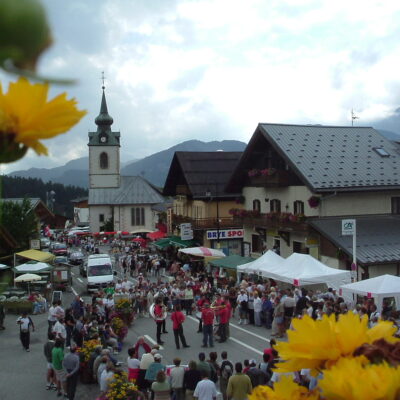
[89, 205, 112, 233]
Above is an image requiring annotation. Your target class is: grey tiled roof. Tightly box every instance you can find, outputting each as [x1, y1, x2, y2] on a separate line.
[259, 124, 400, 191]
[89, 176, 166, 205]
[309, 215, 400, 265]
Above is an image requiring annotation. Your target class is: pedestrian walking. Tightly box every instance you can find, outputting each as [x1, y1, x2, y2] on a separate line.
[170, 358, 185, 400]
[44, 332, 56, 390]
[17, 311, 35, 351]
[52, 338, 68, 397]
[183, 361, 202, 400]
[63, 345, 80, 400]
[219, 352, 233, 400]
[171, 304, 190, 349]
[0, 303, 5, 330]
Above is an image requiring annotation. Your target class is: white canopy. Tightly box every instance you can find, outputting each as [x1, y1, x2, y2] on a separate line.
[14, 261, 52, 273]
[242, 252, 351, 290]
[340, 274, 400, 312]
[237, 250, 283, 274]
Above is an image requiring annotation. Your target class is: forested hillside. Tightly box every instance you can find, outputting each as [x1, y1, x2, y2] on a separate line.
[0, 176, 88, 218]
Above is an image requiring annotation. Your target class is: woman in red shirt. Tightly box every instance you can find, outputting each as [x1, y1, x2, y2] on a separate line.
[170, 304, 190, 350]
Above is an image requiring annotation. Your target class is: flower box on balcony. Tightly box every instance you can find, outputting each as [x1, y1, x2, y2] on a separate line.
[248, 169, 290, 187]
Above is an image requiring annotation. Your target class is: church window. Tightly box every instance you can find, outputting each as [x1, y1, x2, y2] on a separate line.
[131, 207, 145, 226]
[100, 152, 108, 169]
[270, 199, 281, 213]
[253, 199, 261, 212]
[99, 214, 105, 223]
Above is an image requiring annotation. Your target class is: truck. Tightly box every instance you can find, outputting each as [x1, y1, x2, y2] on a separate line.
[86, 254, 115, 292]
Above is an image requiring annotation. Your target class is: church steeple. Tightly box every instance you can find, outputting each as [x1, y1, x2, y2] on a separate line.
[88, 78, 120, 147]
[95, 88, 114, 133]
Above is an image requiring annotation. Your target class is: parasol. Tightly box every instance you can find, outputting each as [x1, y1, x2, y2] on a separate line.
[179, 247, 226, 258]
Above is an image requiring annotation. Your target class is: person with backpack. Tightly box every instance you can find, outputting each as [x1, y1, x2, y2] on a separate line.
[17, 311, 35, 351]
[219, 351, 233, 400]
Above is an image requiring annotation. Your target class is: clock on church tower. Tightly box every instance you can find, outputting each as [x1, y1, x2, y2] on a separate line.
[88, 85, 121, 189]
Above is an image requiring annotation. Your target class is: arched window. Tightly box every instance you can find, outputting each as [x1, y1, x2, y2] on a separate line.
[99, 152, 108, 169]
[253, 199, 261, 212]
[270, 199, 281, 213]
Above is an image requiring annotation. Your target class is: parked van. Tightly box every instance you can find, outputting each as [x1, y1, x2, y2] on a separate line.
[86, 254, 115, 292]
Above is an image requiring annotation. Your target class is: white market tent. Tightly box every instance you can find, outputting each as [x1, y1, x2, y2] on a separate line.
[13, 261, 53, 274]
[340, 274, 400, 312]
[237, 250, 283, 274]
[240, 252, 351, 290]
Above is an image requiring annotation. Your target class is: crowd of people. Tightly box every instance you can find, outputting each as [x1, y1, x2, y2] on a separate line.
[10, 241, 400, 400]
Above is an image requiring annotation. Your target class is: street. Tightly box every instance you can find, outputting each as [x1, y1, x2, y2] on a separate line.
[0, 251, 273, 400]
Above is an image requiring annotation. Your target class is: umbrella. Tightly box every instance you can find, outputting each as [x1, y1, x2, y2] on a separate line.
[15, 273, 42, 294]
[15, 273, 42, 282]
[179, 247, 226, 258]
[131, 229, 154, 234]
[132, 237, 147, 247]
[147, 230, 166, 240]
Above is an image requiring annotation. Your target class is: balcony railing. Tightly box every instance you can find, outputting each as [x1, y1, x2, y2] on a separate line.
[172, 215, 242, 230]
[232, 212, 309, 233]
[247, 169, 291, 187]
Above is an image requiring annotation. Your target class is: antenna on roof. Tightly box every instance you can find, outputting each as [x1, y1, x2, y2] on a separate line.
[351, 109, 359, 126]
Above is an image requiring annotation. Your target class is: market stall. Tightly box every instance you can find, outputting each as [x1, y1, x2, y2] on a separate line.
[237, 250, 283, 275]
[340, 274, 400, 312]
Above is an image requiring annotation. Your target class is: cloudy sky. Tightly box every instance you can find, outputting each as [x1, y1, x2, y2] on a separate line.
[2, 0, 400, 174]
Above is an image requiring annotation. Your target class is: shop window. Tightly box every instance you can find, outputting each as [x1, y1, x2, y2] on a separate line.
[253, 199, 261, 212]
[391, 197, 400, 214]
[294, 200, 304, 215]
[270, 199, 281, 213]
[131, 207, 145, 226]
[293, 241, 309, 254]
[252, 234, 263, 253]
[99, 152, 108, 169]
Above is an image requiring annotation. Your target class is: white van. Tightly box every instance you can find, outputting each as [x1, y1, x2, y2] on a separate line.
[86, 254, 115, 292]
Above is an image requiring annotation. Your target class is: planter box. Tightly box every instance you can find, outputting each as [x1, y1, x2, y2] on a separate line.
[248, 170, 291, 187]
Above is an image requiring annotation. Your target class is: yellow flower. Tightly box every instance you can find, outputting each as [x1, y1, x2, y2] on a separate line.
[319, 357, 400, 400]
[275, 313, 398, 373]
[0, 77, 86, 157]
[249, 376, 319, 400]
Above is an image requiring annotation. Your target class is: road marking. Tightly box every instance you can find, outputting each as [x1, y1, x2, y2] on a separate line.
[77, 278, 83, 283]
[229, 322, 270, 343]
[228, 337, 264, 355]
[187, 316, 270, 343]
[71, 286, 78, 296]
[144, 335, 164, 350]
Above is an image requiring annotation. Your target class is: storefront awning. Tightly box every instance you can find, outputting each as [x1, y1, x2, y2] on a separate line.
[210, 255, 255, 270]
[153, 238, 173, 249]
[16, 249, 55, 263]
[167, 236, 199, 248]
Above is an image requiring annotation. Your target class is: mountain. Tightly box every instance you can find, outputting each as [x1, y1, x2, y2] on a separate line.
[8, 139, 247, 188]
[378, 129, 400, 141]
[121, 139, 247, 187]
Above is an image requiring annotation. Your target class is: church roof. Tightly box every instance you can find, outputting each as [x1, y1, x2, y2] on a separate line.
[89, 176, 166, 205]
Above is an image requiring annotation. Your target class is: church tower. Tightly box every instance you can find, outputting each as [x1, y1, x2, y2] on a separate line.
[88, 85, 121, 188]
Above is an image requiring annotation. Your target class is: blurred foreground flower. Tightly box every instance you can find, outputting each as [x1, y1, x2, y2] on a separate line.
[0, 77, 86, 162]
[249, 376, 319, 400]
[275, 313, 398, 373]
[319, 356, 400, 400]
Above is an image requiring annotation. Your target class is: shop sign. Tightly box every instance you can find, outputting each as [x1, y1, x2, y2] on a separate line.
[206, 229, 244, 240]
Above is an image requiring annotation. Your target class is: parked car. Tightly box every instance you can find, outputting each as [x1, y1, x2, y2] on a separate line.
[54, 256, 69, 265]
[69, 251, 84, 265]
[52, 242, 68, 256]
[40, 237, 51, 249]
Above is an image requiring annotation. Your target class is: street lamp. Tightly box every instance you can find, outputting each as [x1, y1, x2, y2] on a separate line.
[206, 184, 220, 248]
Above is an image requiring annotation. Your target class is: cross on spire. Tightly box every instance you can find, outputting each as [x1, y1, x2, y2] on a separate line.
[101, 71, 106, 90]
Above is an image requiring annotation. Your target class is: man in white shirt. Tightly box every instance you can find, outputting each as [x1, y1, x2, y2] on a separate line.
[170, 357, 185, 400]
[53, 318, 67, 343]
[48, 302, 58, 334]
[194, 370, 217, 400]
[236, 290, 249, 325]
[17, 312, 35, 351]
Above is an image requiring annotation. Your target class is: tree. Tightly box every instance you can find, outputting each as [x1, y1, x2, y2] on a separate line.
[100, 217, 114, 232]
[0, 198, 38, 250]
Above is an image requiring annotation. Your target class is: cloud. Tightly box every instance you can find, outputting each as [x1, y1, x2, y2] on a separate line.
[2, 0, 400, 175]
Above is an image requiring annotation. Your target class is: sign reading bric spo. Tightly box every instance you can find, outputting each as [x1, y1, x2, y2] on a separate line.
[206, 229, 244, 240]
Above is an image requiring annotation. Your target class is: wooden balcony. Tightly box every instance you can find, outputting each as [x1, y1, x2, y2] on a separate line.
[176, 185, 191, 196]
[233, 213, 309, 233]
[248, 170, 291, 187]
[172, 215, 242, 230]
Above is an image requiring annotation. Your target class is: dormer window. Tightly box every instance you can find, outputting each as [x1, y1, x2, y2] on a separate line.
[100, 152, 109, 169]
[373, 147, 390, 157]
